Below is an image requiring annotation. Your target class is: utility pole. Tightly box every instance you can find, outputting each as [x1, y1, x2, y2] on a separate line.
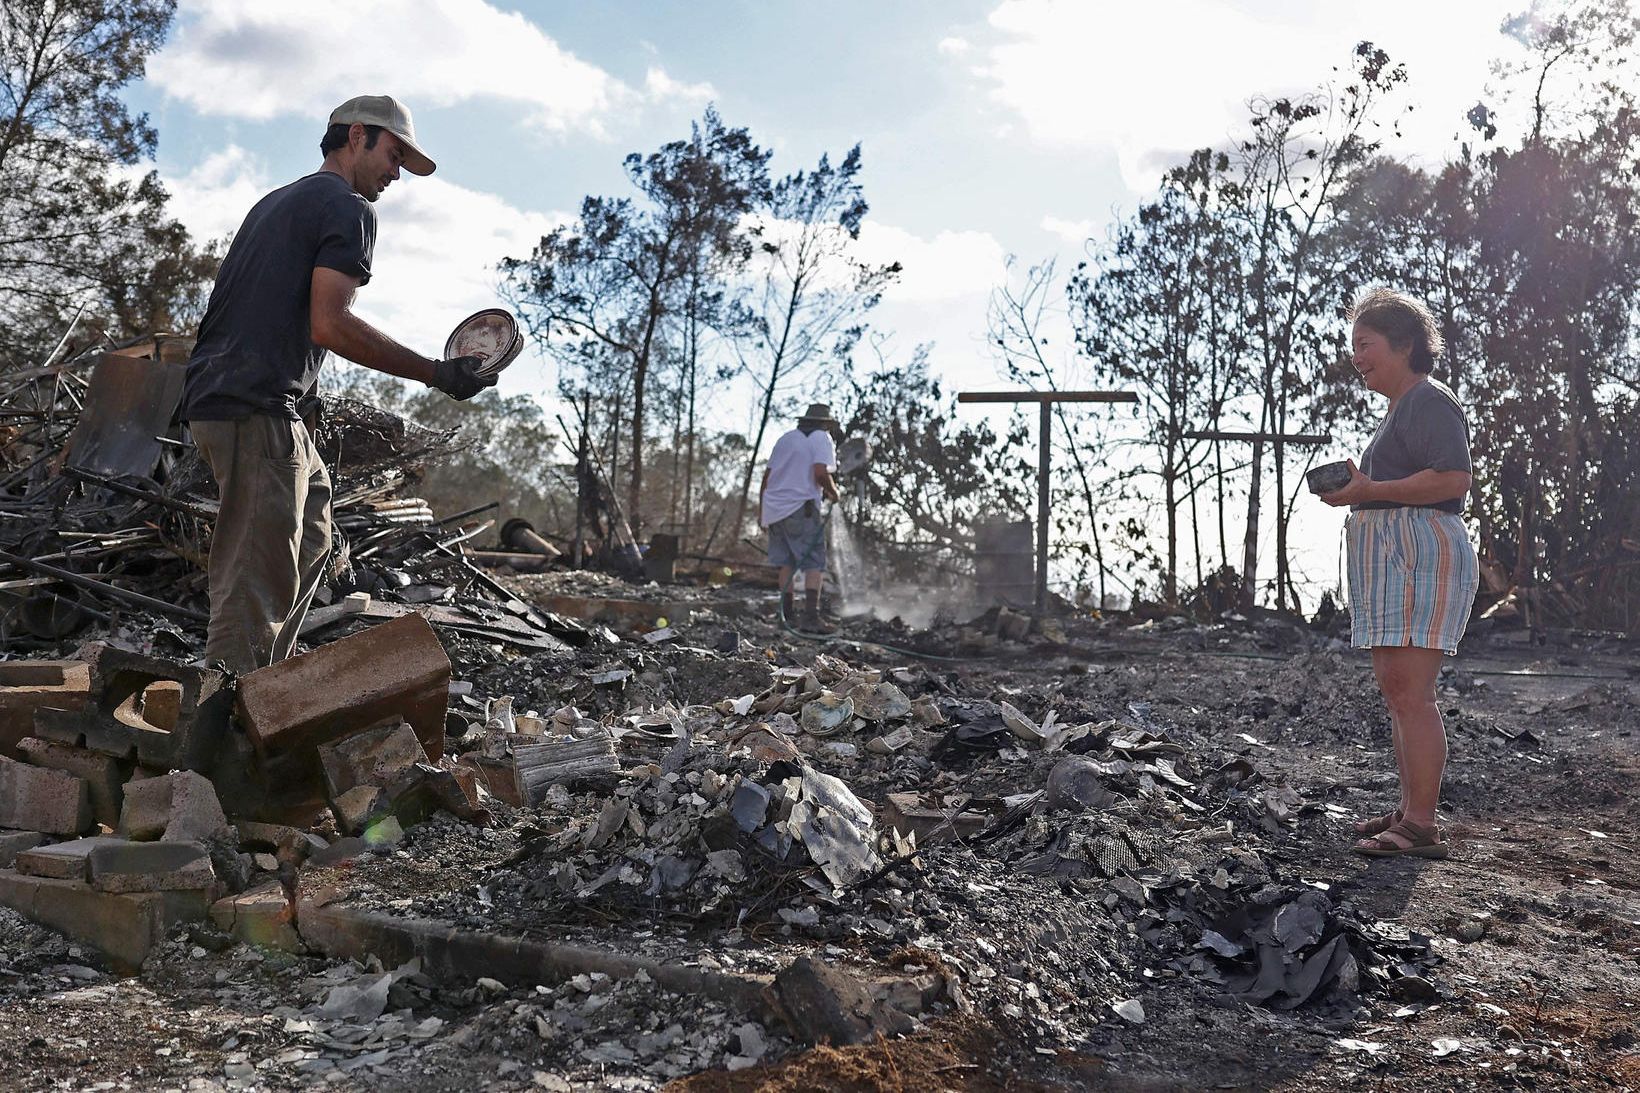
[1182, 429, 1330, 612]
[959, 390, 1138, 614]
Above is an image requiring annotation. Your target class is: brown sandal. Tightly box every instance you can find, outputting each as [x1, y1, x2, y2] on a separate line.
[1354, 819, 1449, 859]
[1352, 810, 1403, 837]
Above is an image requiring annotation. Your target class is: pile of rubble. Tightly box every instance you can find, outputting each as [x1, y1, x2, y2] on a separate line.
[0, 337, 597, 656]
[0, 608, 502, 968]
[1, 337, 1537, 1089]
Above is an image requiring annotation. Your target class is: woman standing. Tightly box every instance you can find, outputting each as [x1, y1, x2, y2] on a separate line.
[1320, 288, 1479, 859]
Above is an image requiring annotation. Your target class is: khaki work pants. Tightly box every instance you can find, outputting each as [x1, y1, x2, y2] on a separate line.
[190, 414, 332, 675]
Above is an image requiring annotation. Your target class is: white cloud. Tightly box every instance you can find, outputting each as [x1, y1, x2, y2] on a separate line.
[162, 151, 569, 386]
[1040, 214, 1093, 243]
[938, 36, 972, 56]
[161, 146, 271, 241]
[856, 223, 1007, 304]
[360, 178, 569, 360]
[151, 0, 703, 135]
[967, 0, 1522, 191]
[643, 66, 716, 105]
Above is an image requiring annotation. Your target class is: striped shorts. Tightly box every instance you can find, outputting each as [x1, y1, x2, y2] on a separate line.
[1345, 507, 1479, 654]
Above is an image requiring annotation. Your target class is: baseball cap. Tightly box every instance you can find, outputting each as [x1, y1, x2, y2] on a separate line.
[328, 94, 436, 176]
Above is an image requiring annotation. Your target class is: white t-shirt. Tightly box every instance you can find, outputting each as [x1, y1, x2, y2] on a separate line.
[760, 426, 836, 527]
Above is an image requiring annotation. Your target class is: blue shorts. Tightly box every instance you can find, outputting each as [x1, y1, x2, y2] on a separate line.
[767, 507, 827, 571]
[1346, 508, 1478, 654]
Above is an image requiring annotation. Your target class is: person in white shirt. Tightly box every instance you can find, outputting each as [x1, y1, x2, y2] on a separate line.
[759, 403, 842, 630]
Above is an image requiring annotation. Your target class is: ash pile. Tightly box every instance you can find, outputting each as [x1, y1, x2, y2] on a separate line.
[338, 647, 1449, 1056]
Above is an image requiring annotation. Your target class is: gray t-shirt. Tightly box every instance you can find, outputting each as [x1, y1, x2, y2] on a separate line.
[1354, 377, 1471, 514]
[181, 171, 376, 422]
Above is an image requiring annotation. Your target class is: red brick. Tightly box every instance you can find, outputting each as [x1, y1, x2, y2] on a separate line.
[16, 738, 128, 828]
[210, 883, 302, 952]
[0, 756, 90, 835]
[0, 867, 209, 972]
[0, 660, 90, 758]
[237, 613, 449, 762]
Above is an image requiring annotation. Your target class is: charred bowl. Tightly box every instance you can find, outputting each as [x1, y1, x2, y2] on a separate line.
[1305, 460, 1353, 495]
[443, 308, 523, 378]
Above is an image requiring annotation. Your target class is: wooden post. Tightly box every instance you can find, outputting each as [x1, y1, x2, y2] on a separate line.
[1037, 400, 1051, 616]
[574, 391, 591, 570]
[959, 390, 1138, 614]
[1181, 429, 1330, 612]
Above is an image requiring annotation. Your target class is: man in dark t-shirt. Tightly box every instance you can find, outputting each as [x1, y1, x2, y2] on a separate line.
[181, 94, 496, 674]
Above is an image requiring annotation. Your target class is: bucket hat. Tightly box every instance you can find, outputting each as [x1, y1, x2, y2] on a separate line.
[797, 402, 838, 426]
[329, 94, 435, 175]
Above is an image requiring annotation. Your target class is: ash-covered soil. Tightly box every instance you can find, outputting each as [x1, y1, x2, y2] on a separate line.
[0, 602, 1634, 1091]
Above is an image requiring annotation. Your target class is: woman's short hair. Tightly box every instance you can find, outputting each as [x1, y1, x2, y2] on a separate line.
[319, 122, 385, 158]
[1348, 287, 1444, 374]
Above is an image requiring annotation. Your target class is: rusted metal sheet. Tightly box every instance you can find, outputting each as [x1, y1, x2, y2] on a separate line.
[64, 352, 187, 479]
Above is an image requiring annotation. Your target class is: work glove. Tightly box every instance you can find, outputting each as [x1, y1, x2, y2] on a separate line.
[430, 355, 497, 401]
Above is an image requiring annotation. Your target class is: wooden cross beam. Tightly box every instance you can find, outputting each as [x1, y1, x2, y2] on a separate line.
[958, 390, 1138, 613]
[1181, 430, 1331, 445]
[1181, 428, 1333, 612]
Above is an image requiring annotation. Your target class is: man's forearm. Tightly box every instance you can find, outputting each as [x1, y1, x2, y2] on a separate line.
[314, 310, 437, 386]
[1365, 469, 1471, 506]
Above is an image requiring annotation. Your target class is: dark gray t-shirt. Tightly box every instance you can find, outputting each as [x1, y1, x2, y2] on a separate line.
[1354, 377, 1471, 514]
[181, 171, 375, 421]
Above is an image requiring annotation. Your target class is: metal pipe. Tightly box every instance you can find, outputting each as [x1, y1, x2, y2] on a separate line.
[63, 468, 218, 520]
[436, 500, 500, 526]
[0, 547, 208, 622]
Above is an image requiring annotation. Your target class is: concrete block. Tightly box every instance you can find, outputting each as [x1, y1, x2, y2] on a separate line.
[0, 756, 91, 835]
[118, 770, 231, 843]
[235, 821, 327, 856]
[210, 883, 303, 952]
[0, 830, 43, 867]
[0, 660, 91, 758]
[319, 719, 424, 799]
[0, 867, 209, 972]
[88, 841, 214, 893]
[141, 681, 183, 735]
[238, 613, 450, 764]
[331, 786, 386, 836]
[15, 836, 128, 880]
[16, 737, 128, 828]
[30, 650, 230, 771]
[307, 836, 368, 867]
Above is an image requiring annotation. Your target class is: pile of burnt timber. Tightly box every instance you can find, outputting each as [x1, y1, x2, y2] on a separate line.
[0, 335, 598, 654]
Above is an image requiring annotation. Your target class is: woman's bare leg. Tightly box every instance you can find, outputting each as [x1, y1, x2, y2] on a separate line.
[1366, 645, 1448, 841]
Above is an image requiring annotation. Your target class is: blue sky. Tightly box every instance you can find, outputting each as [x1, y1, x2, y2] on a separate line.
[126, 0, 1530, 597]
